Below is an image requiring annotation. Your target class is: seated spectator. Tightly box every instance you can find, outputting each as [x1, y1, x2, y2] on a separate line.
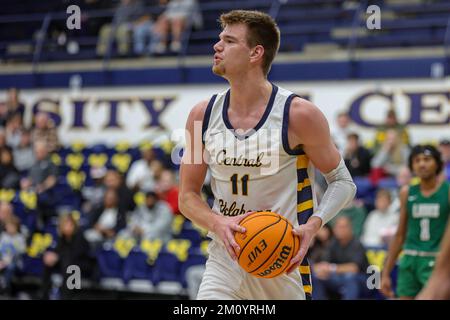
[0, 148, 20, 189]
[84, 188, 127, 247]
[312, 216, 370, 300]
[12, 129, 35, 172]
[0, 215, 26, 294]
[118, 191, 172, 242]
[438, 139, 450, 182]
[0, 202, 15, 232]
[21, 140, 58, 228]
[361, 189, 399, 248]
[328, 199, 367, 238]
[32, 112, 59, 153]
[96, 0, 152, 56]
[374, 108, 410, 151]
[0, 129, 11, 152]
[332, 111, 356, 155]
[5, 112, 23, 149]
[41, 214, 96, 300]
[370, 129, 409, 183]
[0, 88, 25, 126]
[0, 202, 28, 238]
[126, 144, 156, 192]
[105, 169, 135, 213]
[307, 224, 332, 264]
[155, 169, 179, 214]
[388, 166, 412, 215]
[81, 166, 107, 214]
[344, 133, 372, 177]
[150, 0, 202, 54]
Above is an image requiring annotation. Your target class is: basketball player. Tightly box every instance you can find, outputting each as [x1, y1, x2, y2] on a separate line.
[381, 145, 450, 299]
[179, 10, 356, 300]
[416, 220, 450, 299]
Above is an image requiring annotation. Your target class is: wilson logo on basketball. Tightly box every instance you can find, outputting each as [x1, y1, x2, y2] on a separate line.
[234, 211, 299, 278]
[247, 239, 268, 266]
[256, 245, 292, 277]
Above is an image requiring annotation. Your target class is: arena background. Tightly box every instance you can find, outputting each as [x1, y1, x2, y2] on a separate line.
[0, 0, 449, 300]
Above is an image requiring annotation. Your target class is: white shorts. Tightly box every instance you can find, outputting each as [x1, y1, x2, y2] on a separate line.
[196, 239, 307, 300]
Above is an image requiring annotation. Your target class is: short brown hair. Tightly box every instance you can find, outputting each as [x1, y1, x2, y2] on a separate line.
[219, 10, 280, 76]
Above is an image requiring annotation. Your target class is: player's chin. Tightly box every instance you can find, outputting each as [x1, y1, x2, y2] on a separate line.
[212, 65, 225, 76]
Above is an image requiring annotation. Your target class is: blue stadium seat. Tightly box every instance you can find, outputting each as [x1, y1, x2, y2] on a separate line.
[378, 177, 398, 191]
[122, 249, 154, 284]
[152, 249, 182, 285]
[179, 247, 207, 288]
[96, 247, 124, 279]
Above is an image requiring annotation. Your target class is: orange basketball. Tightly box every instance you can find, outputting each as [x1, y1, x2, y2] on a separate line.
[234, 211, 300, 278]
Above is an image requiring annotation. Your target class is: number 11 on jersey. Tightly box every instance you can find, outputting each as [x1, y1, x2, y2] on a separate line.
[231, 174, 249, 196]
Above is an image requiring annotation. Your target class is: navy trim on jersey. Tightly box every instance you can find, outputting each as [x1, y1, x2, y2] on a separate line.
[282, 93, 304, 155]
[201, 94, 217, 144]
[222, 83, 278, 140]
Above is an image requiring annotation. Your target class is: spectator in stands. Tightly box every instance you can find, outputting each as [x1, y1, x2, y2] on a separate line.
[84, 188, 127, 247]
[32, 112, 59, 153]
[0, 129, 11, 152]
[118, 190, 172, 242]
[96, 0, 152, 56]
[5, 112, 23, 149]
[0, 88, 25, 126]
[307, 224, 333, 264]
[12, 129, 35, 172]
[374, 108, 409, 151]
[0, 148, 20, 189]
[81, 166, 107, 214]
[332, 111, 356, 155]
[0, 215, 26, 294]
[361, 189, 399, 248]
[105, 169, 135, 213]
[0, 202, 14, 233]
[370, 129, 409, 183]
[21, 140, 58, 228]
[312, 216, 369, 300]
[41, 213, 96, 300]
[126, 144, 156, 192]
[328, 199, 367, 238]
[155, 169, 180, 214]
[344, 132, 372, 177]
[150, 0, 202, 54]
[389, 166, 412, 216]
[438, 139, 450, 182]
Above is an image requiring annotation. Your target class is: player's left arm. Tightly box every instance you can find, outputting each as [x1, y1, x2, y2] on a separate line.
[286, 97, 357, 273]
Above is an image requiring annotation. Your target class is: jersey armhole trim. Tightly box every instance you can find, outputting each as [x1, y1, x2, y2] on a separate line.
[282, 93, 304, 155]
[202, 94, 217, 145]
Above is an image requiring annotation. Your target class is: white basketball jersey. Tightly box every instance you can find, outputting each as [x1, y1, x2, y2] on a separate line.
[203, 84, 317, 237]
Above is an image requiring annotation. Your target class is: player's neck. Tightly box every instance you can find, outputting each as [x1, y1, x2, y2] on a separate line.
[228, 76, 272, 113]
[420, 176, 439, 192]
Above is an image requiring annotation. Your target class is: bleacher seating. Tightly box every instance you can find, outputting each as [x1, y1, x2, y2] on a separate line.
[1, 0, 448, 63]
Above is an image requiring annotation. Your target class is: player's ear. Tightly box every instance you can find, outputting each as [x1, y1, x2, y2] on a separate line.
[250, 45, 264, 62]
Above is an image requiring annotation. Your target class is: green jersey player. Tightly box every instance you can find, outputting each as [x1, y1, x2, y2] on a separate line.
[381, 145, 450, 299]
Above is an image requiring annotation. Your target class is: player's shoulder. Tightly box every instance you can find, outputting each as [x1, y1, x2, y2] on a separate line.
[289, 96, 320, 117]
[399, 185, 410, 200]
[188, 99, 210, 122]
[287, 96, 327, 134]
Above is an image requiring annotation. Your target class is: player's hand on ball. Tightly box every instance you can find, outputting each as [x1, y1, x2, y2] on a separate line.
[286, 216, 322, 274]
[212, 211, 254, 261]
[380, 273, 395, 298]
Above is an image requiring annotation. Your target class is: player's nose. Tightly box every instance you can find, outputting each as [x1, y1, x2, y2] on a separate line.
[213, 40, 223, 52]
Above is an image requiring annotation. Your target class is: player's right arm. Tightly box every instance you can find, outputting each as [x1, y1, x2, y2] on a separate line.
[178, 101, 250, 260]
[380, 185, 409, 298]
